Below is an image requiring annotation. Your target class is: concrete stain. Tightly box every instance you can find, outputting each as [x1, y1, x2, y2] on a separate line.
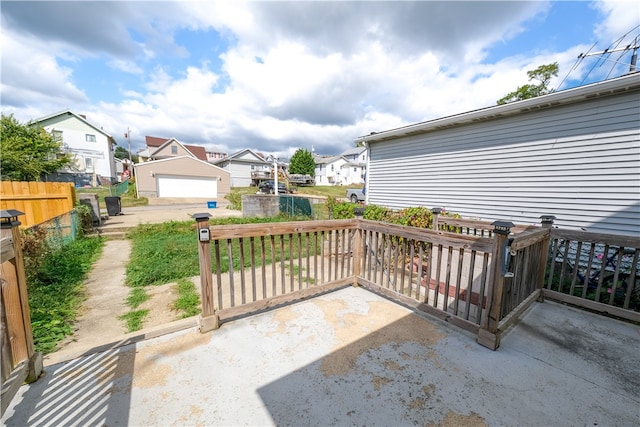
[426, 410, 487, 427]
[313, 298, 446, 377]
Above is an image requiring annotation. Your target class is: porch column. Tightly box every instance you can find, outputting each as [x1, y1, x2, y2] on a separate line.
[431, 207, 441, 231]
[352, 207, 365, 286]
[192, 213, 218, 332]
[537, 215, 556, 302]
[478, 220, 513, 350]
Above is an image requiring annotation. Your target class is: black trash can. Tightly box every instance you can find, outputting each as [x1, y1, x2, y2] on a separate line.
[104, 196, 122, 216]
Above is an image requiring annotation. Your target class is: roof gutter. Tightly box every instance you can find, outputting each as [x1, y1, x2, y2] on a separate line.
[355, 72, 640, 145]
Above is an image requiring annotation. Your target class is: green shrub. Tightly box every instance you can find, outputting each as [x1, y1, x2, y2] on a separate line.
[396, 207, 433, 229]
[332, 201, 357, 219]
[364, 204, 390, 221]
[225, 191, 242, 210]
[74, 203, 94, 236]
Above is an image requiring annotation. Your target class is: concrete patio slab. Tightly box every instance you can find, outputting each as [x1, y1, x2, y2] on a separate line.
[3, 287, 639, 426]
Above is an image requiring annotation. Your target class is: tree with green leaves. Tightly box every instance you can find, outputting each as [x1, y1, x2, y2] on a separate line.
[288, 148, 315, 176]
[114, 145, 139, 163]
[497, 62, 559, 105]
[1, 114, 75, 181]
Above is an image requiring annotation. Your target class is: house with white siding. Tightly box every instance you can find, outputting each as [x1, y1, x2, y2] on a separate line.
[340, 146, 367, 185]
[212, 148, 271, 187]
[33, 110, 117, 186]
[354, 72, 640, 236]
[314, 155, 348, 185]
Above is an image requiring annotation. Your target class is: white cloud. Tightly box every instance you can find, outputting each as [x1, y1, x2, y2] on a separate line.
[2, 1, 638, 157]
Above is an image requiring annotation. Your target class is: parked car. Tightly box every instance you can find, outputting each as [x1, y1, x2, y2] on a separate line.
[346, 188, 365, 203]
[258, 180, 288, 194]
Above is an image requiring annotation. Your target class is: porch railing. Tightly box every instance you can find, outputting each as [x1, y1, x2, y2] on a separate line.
[544, 227, 640, 319]
[193, 212, 639, 350]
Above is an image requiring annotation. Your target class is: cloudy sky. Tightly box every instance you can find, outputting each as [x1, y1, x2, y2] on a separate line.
[1, 1, 639, 158]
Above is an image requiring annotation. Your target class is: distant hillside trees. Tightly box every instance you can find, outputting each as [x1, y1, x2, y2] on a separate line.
[1, 114, 74, 181]
[289, 148, 315, 176]
[497, 62, 559, 105]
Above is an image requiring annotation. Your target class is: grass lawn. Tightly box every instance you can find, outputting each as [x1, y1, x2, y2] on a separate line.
[122, 216, 315, 331]
[76, 184, 148, 208]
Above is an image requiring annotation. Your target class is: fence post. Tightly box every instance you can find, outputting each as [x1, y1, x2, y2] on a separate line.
[192, 213, 218, 332]
[478, 220, 513, 350]
[431, 207, 441, 231]
[0, 210, 42, 384]
[537, 215, 556, 302]
[352, 208, 365, 286]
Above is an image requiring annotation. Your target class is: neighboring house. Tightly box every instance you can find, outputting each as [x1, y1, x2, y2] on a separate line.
[134, 156, 230, 199]
[33, 110, 117, 186]
[339, 146, 367, 185]
[114, 158, 134, 182]
[206, 149, 228, 162]
[314, 155, 348, 185]
[134, 136, 231, 199]
[148, 138, 208, 161]
[143, 136, 208, 161]
[212, 148, 271, 187]
[341, 146, 368, 165]
[354, 72, 640, 235]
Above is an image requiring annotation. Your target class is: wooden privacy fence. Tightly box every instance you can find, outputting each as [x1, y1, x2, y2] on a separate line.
[0, 181, 76, 229]
[1, 210, 42, 417]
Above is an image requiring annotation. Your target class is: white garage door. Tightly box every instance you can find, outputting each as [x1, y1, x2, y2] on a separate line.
[157, 175, 218, 198]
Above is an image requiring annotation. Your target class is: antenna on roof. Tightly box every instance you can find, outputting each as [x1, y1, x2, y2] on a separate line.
[578, 37, 639, 73]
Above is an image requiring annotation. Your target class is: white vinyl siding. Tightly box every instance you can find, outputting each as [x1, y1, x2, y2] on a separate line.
[366, 85, 640, 235]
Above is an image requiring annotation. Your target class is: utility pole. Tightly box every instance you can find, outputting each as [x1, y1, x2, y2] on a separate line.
[125, 127, 133, 176]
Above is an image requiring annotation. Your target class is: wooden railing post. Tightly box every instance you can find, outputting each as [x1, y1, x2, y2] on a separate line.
[1, 210, 42, 390]
[478, 220, 513, 350]
[537, 215, 556, 302]
[352, 209, 365, 286]
[431, 207, 441, 231]
[192, 213, 218, 332]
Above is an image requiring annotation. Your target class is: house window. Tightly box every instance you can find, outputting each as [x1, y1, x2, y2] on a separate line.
[52, 130, 63, 142]
[331, 164, 334, 171]
[354, 167, 357, 172]
[362, 155, 365, 161]
[86, 134, 96, 142]
[171, 145, 178, 154]
[251, 164, 255, 170]
[85, 157, 93, 171]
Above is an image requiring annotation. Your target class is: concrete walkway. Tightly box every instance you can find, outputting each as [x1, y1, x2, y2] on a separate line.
[51, 240, 132, 358]
[46, 203, 243, 363]
[3, 287, 639, 426]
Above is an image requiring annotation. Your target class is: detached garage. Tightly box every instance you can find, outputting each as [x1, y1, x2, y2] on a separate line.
[135, 156, 230, 200]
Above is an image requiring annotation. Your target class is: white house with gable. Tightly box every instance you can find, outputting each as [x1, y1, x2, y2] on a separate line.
[212, 148, 271, 187]
[33, 110, 117, 186]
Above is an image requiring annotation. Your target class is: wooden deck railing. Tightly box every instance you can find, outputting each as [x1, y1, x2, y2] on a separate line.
[544, 228, 640, 321]
[356, 220, 494, 336]
[193, 214, 639, 349]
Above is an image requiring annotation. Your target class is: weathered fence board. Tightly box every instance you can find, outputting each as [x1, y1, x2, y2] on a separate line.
[1, 181, 76, 229]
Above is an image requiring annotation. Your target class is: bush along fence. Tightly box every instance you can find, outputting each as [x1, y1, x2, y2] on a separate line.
[191, 209, 639, 351]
